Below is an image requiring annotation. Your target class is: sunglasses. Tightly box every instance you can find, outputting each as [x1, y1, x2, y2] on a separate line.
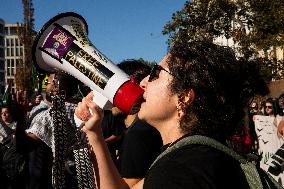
[148, 64, 173, 82]
[265, 106, 272, 109]
[44, 79, 52, 85]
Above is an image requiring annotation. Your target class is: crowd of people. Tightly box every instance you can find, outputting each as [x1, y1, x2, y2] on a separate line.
[212, 90, 284, 158]
[0, 59, 163, 189]
[1, 40, 284, 188]
[248, 94, 284, 149]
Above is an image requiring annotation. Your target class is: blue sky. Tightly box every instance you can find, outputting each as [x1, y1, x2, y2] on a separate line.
[0, 0, 186, 64]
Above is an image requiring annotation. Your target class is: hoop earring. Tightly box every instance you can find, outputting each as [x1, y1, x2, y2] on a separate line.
[177, 105, 181, 118]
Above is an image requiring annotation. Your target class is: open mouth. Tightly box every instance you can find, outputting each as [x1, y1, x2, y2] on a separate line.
[128, 97, 145, 115]
[141, 97, 146, 103]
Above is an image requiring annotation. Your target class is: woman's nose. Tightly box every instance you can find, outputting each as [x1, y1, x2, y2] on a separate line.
[139, 75, 149, 90]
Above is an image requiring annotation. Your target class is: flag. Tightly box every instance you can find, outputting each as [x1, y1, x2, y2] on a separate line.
[2, 84, 11, 105]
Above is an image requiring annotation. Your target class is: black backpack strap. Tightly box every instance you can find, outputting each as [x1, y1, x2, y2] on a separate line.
[27, 107, 48, 126]
[150, 135, 283, 189]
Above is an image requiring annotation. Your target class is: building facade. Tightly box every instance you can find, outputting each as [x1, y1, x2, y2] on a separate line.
[0, 21, 25, 95]
[0, 19, 5, 95]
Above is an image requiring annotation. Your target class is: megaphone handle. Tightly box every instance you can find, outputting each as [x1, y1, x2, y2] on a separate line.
[92, 90, 113, 110]
[74, 91, 113, 128]
[74, 113, 85, 128]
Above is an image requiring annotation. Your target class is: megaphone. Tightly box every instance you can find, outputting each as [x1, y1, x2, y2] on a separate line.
[32, 12, 144, 114]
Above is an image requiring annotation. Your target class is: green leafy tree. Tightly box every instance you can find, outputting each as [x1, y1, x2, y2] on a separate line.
[163, 0, 237, 43]
[163, 0, 284, 81]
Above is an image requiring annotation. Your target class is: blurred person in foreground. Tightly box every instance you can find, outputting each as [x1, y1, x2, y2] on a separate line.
[76, 41, 269, 188]
[24, 72, 85, 189]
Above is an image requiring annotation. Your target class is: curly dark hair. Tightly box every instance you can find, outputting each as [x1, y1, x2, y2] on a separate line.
[168, 41, 269, 141]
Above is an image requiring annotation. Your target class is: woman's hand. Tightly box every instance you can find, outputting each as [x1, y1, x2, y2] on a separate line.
[75, 92, 104, 135]
[75, 92, 92, 121]
[83, 101, 104, 134]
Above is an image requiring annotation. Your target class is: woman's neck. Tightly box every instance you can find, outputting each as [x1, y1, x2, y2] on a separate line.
[158, 120, 184, 145]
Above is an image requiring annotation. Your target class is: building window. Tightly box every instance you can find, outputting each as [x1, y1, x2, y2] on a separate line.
[0, 60, 4, 70]
[7, 79, 15, 92]
[16, 48, 19, 56]
[15, 38, 19, 46]
[4, 28, 8, 35]
[6, 59, 15, 76]
[6, 48, 10, 57]
[0, 36, 3, 46]
[10, 28, 17, 35]
[0, 48, 3, 57]
[11, 59, 15, 76]
[6, 38, 10, 46]
[6, 59, 11, 76]
[10, 38, 14, 46]
[11, 48, 14, 56]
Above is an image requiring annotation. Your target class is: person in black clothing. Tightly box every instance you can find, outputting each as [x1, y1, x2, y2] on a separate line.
[0, 103, 29, 189]
[101, 109, 126, 163]
[118, 117, 162, 184]
[77, 41, 269, 188]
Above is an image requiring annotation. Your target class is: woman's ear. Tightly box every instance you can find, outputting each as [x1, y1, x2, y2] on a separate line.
[183, 89, 195, 105]
[176, 89, 195, 118]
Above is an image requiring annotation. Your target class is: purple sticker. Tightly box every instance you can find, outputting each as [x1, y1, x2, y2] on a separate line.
[42, 27, 74, 59]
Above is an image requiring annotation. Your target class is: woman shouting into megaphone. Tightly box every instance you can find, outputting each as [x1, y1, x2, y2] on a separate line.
[76, 40, 269, 189]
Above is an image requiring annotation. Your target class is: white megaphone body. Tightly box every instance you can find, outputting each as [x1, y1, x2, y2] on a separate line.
[32, 12, 144, 114]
